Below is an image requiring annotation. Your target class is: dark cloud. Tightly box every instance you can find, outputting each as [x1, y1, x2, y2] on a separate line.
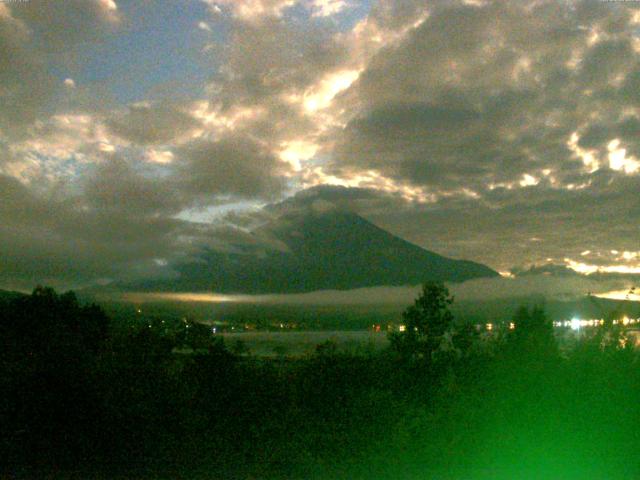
[0, 173, 192, 290]
[330, 1, 639, 192]
[9, 0, 119, 50]
[173, 135, 289, 202]
[2, 0, 640, 289]
[271, 178, 640, 274]
[106, 102, 202, 145]
[83, 156, 182, 215]
[0, 6, 54, 136]
[214, 16, 344, 105]
[269, 184, 406, 217]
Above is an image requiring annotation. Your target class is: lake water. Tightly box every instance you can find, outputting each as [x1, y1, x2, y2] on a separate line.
[219, 330, 390, 357]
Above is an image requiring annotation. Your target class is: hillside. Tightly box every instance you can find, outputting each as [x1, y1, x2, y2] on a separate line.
[129, 209, 499, 293]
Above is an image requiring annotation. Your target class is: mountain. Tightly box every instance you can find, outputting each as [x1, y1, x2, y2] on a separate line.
[129, 209, 499, 294]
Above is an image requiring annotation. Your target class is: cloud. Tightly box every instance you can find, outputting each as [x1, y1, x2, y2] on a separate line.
[0, 0, 122, 138]
[106, 102, 203, 145]
[82, 156, 182, 216]
[173, 136, 289, 202]
[267, 177, 640, 276]
[449, 273, 635, 303]
[311, 0, 349, 18]
[203, 0, 296, 20]
[115, 273, 637, 306]
[329, 1, 640, 193]
[0, 171, 203, 290]
[213, 16, 345, 105]
[0, 5, 53, 136]
[9, 0, 120, 50]
[2, 0, 640, 291]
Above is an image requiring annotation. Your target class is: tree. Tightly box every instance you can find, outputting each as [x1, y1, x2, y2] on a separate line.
[390, 282, 454, 360]
[0, 287, 111, 466]
[506, 304, 558, 360]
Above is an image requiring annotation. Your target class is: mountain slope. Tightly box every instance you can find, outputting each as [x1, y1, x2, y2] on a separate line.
[131, 209, 499, 293]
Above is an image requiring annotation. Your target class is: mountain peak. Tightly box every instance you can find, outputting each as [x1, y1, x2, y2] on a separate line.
[127, 207, 498, 294]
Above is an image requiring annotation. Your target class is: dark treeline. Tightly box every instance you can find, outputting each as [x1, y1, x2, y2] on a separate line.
[2, 284, 640, 479]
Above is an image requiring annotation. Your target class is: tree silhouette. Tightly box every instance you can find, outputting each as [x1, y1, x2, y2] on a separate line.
[390, 282, 454, 360]
[506, 304, 558, 360]
[0, 287, 110, 467]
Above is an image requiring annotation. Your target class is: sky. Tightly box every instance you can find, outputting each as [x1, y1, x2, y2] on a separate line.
[1, 0, 640, 291]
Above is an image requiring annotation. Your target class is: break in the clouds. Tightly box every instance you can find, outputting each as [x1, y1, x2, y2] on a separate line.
[1, 0, 640, 290]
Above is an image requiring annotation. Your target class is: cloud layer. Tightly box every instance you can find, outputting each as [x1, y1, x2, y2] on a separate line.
[1, 0, 640, 290]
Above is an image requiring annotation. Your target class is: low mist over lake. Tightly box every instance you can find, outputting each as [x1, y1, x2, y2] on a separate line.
[120, 273, 639, 306]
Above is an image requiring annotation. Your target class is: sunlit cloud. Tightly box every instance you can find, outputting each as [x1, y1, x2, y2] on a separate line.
[99, 0, 118, 13]
[568, 131, 600, 173]
[311, 0, 349, 18]
[145, 149, 174, 165]
[98, 0, 120, 23]
[608, 139, 640, 174]
[279, 140, 319, 171]
[191, 101, 265, 132]
[203, 0, 296, 20]
[621, 251, 640, 261]
[565, 258, 640, 275]
[8, 114, 117, 173]
[303, 167, 436, 204]
[519, 174, 539, 187]
[594, 289, 640, 301]
[303, 69, 360, 113]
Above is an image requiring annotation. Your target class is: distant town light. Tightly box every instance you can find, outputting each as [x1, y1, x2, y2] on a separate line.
[570, 318, 581, 331]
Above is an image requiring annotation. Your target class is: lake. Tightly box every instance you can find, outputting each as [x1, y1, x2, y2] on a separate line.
[219, 330, 390, 357]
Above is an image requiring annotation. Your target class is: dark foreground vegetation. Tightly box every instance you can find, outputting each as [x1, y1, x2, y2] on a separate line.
[2, 285, 640, 479]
